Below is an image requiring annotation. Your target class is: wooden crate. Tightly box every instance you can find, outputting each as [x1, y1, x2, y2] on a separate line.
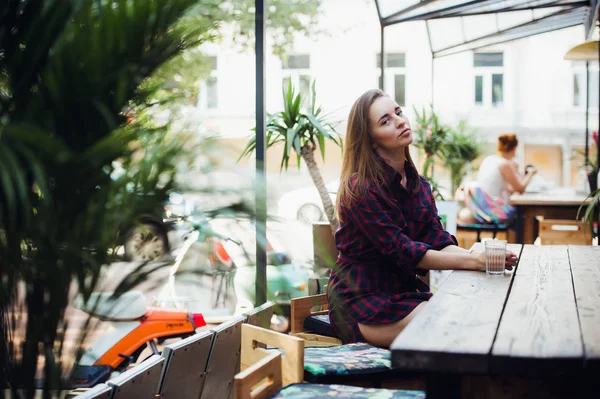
[538, 219, 591, 245]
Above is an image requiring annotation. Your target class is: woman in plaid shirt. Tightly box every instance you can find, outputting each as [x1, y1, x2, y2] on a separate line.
[329, 89, 518, 347]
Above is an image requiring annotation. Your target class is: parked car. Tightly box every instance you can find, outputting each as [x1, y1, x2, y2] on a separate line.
[277, 179, 339, 223]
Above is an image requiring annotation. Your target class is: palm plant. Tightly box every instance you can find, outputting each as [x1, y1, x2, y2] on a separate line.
[0, 1, 206, 396]
[440, 121, 481, 196]
[578, 189, 599, 239]
[240, 80, 342, 232]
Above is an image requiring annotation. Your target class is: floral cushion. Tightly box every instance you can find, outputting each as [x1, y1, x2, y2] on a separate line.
[303, 343, 392, 377]
[272, 383, 425, 398]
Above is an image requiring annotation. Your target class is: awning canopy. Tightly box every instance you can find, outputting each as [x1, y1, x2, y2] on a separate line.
[374, 0, 599, 57]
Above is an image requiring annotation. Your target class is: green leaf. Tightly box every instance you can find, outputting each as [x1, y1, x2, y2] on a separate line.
[318, 134, 326, 161]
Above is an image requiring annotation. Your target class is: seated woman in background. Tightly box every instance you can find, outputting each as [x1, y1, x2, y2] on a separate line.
[477, 133, 537, 204]
[328, 89, 517, 347]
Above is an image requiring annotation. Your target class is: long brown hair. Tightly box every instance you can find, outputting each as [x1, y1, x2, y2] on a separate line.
[336, 89, 420, 221]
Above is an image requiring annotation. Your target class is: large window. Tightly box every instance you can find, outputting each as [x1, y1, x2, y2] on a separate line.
[282, 54, 312, 108]
[572, 62, 599, 108]
[377, 53, 406, 106]
[199, 56, 218, 110]
[473, 52, 504, 107]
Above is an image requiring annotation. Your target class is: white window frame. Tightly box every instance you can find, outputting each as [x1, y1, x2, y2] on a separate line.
[376, 53, 407, 107]
[281, 55, 312, 110]
[571, 62, 599, 109]
[198, 56, 218, 111]
[473, 53, 504, 108]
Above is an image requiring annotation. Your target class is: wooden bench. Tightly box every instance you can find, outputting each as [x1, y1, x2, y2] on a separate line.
[457, 221, 510, 242]
[106, 354, 165, 398]
[241, 323, 422, 389]
[157, 330, 214, 399]
[290, 294, 340, 347]
[243, 300, 275, 329]
[235, 351, 425, 399]
[64, 383, 113, 399]
[200, 315, 246, 399]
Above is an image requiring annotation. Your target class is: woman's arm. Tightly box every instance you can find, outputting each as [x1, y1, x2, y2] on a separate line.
[417, 247, 518, 272]
[499, 160, 536, 193]
[417, 249, 484, 271]
[440, 245, 469, 254]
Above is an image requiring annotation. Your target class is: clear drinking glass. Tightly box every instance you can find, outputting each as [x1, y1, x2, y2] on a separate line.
[485, 239, 507, 275]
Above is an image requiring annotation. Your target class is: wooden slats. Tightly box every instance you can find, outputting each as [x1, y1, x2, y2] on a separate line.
[491, 245, 583, 376]
[568, 245, 600, 370]
[391, 244, 522, 374]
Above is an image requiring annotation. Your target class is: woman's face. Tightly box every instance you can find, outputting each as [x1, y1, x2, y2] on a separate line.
[368, 96, 412, 154]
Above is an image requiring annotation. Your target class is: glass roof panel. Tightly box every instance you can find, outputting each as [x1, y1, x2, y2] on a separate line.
[428, 17, 466, 50]
[373, 0, 592, 56]
[432, 6, 587, 56]
[462, 14, 502, 41]
[377, 0, 422, 19]
[496, 10, 535, 30]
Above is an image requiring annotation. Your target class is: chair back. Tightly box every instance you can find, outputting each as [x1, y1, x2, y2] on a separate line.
[243, 301, 274, 329]
[539, 219, 591, 245]
[107, 354, 164, 399]
[200, 315, 246, 399]
[158, 330, 214, 399]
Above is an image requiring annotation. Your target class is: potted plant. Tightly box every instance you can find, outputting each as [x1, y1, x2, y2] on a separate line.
[239, 80, 343, 233]
[412, 105, 450, 198]
[440, 121, 482, 196]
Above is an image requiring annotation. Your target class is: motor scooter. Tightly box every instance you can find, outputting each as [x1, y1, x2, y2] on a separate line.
[70, 290, 206, 388]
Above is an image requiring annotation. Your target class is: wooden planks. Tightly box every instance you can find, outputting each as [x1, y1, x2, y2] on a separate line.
[391, 244, 522, 374]
[568, 245, 600, 370]
[491, 245, 583, 376]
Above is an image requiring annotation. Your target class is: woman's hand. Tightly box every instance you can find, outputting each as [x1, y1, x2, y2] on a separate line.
[470, 250, 518, 272]
[471, 251, 487, 272]
[505, 250, 518, 271]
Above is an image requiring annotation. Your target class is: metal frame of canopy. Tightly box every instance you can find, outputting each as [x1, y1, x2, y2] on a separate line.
[374, 0, 599, 190]
[374, 0, 598, 88]
[255, 0, 267, 305]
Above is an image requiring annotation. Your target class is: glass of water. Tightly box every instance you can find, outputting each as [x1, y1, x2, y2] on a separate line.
[485, 239, 507, 275]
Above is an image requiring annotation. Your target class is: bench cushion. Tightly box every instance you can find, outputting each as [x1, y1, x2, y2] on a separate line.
[272, 383, 425, 398]
[303, 343, 391, 379]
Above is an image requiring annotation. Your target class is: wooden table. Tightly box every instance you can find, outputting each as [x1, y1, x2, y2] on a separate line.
[391, 244, 600, 398]
[510, 189, 590, 244]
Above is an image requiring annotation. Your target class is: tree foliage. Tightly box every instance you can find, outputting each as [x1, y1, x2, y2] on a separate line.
[0, 1, 206, 395]
[147, 0, 322, 107]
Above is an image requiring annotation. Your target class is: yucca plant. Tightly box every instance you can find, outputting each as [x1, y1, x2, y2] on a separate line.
[239, 80, 342, 232]
[0, 1, 206, 396]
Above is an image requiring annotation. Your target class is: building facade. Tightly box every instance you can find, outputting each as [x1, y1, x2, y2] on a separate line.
[194, 0, 599, 194]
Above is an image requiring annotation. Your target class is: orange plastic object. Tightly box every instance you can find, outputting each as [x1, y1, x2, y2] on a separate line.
[94, 308, 198, 369]
[213, 240, 233, 266]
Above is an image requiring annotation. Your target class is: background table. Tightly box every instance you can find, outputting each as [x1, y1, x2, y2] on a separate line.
[510, 189, 590, 244]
